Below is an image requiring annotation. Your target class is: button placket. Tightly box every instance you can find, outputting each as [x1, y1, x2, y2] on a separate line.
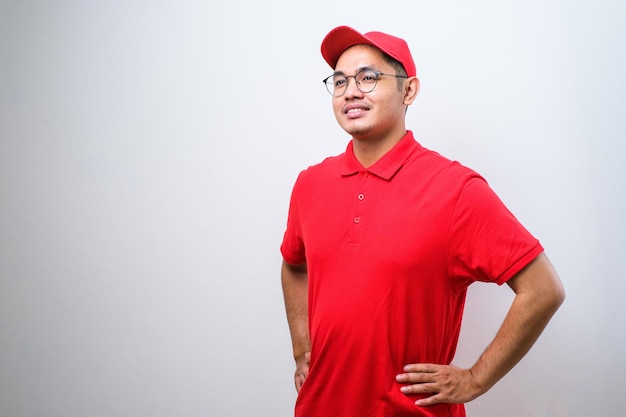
[354, 172, 368, 225]
[348, 170, 369, 247]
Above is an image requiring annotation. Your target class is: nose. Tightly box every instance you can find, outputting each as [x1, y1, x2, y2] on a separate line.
[343, 76, 364, 99]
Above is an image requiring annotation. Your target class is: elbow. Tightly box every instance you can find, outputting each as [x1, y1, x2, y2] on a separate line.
[537, 253, 566, 313]
[544, 276, 566, 316]
[553, 280, 566, 310]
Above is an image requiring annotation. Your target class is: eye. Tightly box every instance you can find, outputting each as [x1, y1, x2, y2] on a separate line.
[334, 77, 347, 87]
[359, 71, 378, 84]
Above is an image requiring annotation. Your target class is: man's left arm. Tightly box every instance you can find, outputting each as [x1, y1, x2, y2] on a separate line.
[396, 252, 566, 406]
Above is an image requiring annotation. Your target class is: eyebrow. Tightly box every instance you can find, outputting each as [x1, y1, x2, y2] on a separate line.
[333, 65, 377, 76]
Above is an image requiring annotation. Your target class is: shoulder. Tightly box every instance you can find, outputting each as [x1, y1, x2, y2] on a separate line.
[295, 153, 344, 183]
[410, 145, 483, 185]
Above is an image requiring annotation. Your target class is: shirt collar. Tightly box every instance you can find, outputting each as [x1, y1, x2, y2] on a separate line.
[340, 130, 420, 180]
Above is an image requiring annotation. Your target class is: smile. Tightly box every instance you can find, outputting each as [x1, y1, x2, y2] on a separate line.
[344, 105, 369, 114]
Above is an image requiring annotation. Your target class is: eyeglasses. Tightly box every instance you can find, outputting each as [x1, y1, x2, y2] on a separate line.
[322, 69, 408, 96]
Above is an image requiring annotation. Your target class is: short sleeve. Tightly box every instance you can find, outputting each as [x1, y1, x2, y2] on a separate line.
[280, 172, 307, 265]
[448, 176, 543, 285]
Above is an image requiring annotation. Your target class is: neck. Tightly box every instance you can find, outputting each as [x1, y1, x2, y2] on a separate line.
[352, 129, 407, 168]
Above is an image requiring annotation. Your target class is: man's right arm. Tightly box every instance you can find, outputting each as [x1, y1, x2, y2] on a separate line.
[281, 260, 311, 393]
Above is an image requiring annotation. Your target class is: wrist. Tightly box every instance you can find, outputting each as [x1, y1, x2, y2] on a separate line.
[468, 364, 495, 397]
[294, 350, 311, 363]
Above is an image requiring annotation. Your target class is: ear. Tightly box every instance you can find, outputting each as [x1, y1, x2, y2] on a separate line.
[403, 77, 420, 105]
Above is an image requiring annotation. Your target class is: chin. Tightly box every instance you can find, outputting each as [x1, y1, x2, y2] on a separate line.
[340, 121, 372, 138]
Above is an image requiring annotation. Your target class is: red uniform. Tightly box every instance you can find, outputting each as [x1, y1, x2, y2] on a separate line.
[281, 131, 543, 416]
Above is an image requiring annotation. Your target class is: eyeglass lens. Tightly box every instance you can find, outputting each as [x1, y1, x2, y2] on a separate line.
[325, 70, 379, 96]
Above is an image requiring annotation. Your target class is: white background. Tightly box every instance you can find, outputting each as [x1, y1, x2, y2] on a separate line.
[1, 1, 624, 416]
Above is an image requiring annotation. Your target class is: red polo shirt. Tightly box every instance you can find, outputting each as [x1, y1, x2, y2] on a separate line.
[281, 131, 543, 417]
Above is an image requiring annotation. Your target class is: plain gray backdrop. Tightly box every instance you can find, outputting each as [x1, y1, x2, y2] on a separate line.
[1, 1, 624, 416]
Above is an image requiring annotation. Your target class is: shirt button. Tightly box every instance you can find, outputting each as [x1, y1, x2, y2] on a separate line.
[354, 217, 360, 224]
[357, 193, 364, 201]
[363, 172, 369, 177]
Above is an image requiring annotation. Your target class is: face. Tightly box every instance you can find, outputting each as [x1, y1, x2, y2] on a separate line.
[331, 44, 416, 142]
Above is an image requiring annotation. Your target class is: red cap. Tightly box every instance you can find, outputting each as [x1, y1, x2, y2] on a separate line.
[321, 26, 416, 77]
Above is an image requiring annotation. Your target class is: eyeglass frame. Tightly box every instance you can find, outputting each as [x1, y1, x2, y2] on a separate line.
[322, 68, 408, 96]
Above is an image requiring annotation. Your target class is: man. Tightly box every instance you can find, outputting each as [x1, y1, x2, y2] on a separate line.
[280, 25, 565, 417]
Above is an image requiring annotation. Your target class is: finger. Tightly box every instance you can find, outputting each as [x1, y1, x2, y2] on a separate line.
[295, 376, 305, 392]
[403, 363, 440, 373]
[295, 370, 308, 392]
[396, 372, 435, 384]
[400, 382, 438, 395]
[416, 393, 445, 407]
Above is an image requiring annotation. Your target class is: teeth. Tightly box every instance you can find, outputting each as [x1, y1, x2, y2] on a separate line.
[347, 108, 365, 113]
